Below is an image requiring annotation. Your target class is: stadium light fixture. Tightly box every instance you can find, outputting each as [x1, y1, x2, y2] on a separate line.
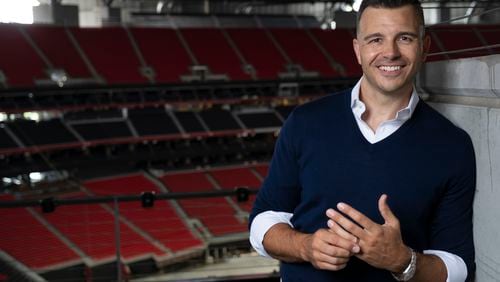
[141, 191, 156, 208]
[40, 197, 56, 213]
[235, 187, 249, 203]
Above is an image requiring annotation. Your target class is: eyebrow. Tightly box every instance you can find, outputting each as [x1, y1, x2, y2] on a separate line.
[363, 32, 419, 41]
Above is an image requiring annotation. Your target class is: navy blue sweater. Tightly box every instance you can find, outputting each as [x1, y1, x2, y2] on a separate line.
[250, 89, 476, 281]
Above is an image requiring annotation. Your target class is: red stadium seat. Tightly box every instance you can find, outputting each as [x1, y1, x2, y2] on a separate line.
[226, 28, 287, 79]
[0, 24, 47, 86]
[209, 167, 262, 212]
[0, 195, 81, 270]
[310, 28, 361, 77]
[270, 28, 339, 77]
[40, 192, 164, 261]
[130, 27, 192, 83]
[70, 27, 147, 84]
[181, 28, 251, 80]
[84, 174, 204, 252]
[25, 25, 92, 79]
[161, 172, 248, 236]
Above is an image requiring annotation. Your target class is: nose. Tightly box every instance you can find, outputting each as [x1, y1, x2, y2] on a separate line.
[382, 41, 401, 60]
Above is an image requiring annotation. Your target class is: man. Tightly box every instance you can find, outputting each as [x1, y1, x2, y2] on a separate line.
[249, 0, 476, 281]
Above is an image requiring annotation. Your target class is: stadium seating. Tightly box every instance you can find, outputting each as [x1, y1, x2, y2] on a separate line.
[40, 192, 165, 262]
[161, 172, 248, 236]
[174, 111, 207, 133]
[236, 112, 283, 129]
[25, 25, 92, 79]
[253, 164, 269, 179]
[476, 25, 500, 53]
[0, 125, 19, 149]
[270, 28, 339, 77]
[225, 28, 287, 80]
[70, 27, 146, 84]
[180, 28, 251, 80]
[310, 28, 361, 77]
[84, 174, 204, 252]
[209, 167, 262, 212]
[8, 119, 79, 146]
[0, 25, 47, 87]
[429, 25, 486, 59]
[0, 195, 81, 271]
[2, 23, 499, 90]
[198, 108, 242, 131]
[71, 121, 133, 141]
[128, 107, 180, 136]
[130, 27, 192, 83]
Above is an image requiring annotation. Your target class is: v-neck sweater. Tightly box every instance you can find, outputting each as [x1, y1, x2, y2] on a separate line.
[250, 89, 476, 281]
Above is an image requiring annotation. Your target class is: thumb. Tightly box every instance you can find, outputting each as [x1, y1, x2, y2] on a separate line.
[378, 194, 398, 226]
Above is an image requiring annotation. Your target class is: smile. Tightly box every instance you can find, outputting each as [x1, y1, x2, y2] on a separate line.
[378, 65, 403, 72]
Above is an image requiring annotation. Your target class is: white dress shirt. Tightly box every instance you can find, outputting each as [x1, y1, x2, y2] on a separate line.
[249, 78, 468, 282]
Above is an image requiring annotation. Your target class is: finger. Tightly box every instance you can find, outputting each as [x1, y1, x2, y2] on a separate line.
[327, 208, 366, 239]
[327, 219, 358, 243]
[315, 261, 348, 271]
[318, 242, 354, 258]
[337, 202, 377, 231]
[316, 253, 350, 265]
[378, 194, 398, 226]
[319, 227, 360, 255]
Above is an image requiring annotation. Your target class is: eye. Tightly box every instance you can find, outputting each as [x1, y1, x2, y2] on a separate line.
[399, 35, 413, 43]
[369, 38, 382, 44]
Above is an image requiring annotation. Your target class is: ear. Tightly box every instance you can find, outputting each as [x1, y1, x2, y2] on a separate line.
[353, 38, 362, 65]
[421, 34, 431, 62]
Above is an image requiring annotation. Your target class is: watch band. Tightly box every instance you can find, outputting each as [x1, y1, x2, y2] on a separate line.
[391, 248, 417, 281]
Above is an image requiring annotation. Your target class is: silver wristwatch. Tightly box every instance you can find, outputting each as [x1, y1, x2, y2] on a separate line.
[391, 248, 417, 281]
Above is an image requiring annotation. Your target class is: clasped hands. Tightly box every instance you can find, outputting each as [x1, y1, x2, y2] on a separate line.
[301, 194, 411, 273]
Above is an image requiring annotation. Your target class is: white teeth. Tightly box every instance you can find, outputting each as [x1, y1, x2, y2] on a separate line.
[379, 66, 401, 72]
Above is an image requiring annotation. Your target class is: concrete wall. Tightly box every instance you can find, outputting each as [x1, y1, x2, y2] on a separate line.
[418, 55, 500, 282]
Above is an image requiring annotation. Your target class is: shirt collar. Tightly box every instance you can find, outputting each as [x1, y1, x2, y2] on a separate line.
[350, 77, 419, 122]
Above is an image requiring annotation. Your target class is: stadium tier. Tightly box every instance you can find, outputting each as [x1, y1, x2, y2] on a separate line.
[2, 24, 497, 89]
[0, 106, 286, 156]
[0, 164, 267, 278]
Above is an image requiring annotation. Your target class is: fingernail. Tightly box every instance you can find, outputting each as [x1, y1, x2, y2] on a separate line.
[327, 220, 334, 228]
[326, 208, 335, 216]
[337, 203, 346, 210]
[352, 245, 360, 253]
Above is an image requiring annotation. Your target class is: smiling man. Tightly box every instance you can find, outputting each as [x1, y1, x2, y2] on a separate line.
[249, 0, 476, 281]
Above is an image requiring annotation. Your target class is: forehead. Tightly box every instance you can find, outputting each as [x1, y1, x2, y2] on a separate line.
[358, 5, 420, 37]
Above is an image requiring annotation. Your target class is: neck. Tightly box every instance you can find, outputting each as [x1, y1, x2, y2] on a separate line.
[359, 81, 413, 132]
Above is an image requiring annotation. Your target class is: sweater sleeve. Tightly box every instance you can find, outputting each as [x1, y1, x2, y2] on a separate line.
[249, 110, 302, 227]
[428, 132, 476, 281]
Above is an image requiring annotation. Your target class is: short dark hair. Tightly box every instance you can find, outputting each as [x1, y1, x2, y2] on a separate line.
[356, 0, 425, 36]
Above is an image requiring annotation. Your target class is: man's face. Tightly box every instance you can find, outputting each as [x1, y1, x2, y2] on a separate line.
[353, 5, 430, 96]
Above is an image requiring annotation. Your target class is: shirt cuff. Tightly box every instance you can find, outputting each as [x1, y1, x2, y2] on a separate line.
[249, 211, 293, 258]
[424, 249, 467, 282]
